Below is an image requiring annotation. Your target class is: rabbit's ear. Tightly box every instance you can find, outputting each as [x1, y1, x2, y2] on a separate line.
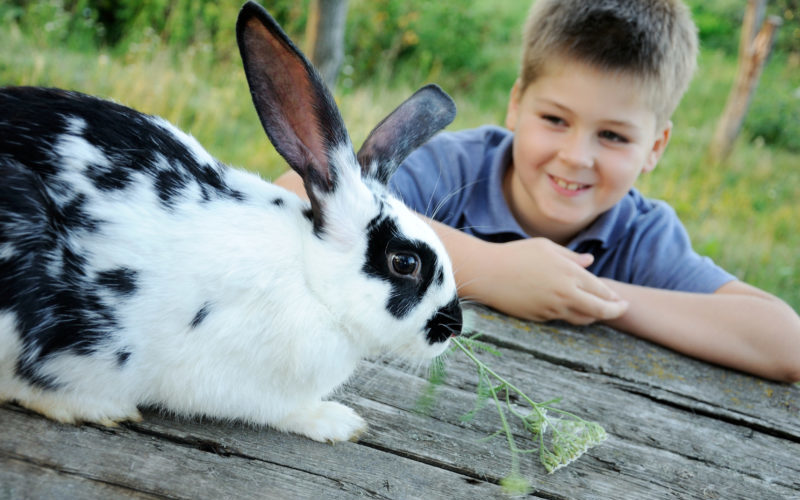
[236, 1, 349, 206]
[357, 85, 456, 185]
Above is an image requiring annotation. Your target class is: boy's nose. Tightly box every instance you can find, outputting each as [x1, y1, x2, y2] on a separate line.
[557, 132, 595, 169]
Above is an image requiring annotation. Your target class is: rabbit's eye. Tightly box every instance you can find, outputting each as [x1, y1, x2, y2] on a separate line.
[389, 252, 420, 277]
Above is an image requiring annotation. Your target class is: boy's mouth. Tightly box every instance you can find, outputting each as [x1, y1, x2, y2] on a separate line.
[548, 174, 592, 193]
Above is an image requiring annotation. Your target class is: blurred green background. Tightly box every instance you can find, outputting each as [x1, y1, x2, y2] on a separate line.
[1, 0, 798, 310]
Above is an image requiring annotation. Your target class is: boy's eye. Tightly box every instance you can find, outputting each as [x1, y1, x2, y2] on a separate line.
[599, 130, 629, 143]
[541, 114, 566, 126]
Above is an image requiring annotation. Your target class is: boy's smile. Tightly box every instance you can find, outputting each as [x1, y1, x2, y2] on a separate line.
[503, 58, 671, 244]
[548, 174, 592, 196]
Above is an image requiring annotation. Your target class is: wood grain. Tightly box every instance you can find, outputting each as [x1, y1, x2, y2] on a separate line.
[2, 305, 798, 499]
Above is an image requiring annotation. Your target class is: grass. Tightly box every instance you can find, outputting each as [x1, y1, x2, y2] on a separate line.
[1, 16, 798, 312]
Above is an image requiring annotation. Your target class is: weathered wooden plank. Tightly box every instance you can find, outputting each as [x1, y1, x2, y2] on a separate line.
[1, 456, 163, 500]
[128, 412, 512, 499]
[0, 405, 392, 499]
[0, 403, 511, 500]
[34, 343, 791, 500]
[345, 347, 800, 498]
[463, 306, 800, 438]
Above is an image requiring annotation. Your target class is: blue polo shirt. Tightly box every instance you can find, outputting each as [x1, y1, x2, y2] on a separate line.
[390, 125, 735, 293]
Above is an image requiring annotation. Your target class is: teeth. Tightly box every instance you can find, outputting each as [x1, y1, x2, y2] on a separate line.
[555, 178, 583, 191]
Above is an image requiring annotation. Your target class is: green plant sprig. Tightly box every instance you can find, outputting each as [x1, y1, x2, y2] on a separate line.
[425, 335, 608, 494]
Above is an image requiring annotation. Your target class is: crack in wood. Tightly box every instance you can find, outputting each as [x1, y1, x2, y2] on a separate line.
[1, 451, 173, 499]
[122, 422, 393, 499]
[356, 438, 498, 485]
[613, 383, 800, 444]
[354, 438, 569, 500]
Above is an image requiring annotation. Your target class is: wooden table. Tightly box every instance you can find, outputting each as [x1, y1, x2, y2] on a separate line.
[3, 304, 798, 499]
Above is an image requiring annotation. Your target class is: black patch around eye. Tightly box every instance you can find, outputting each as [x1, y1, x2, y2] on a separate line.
[96, 268, 138, 296]
[435, 268, 445, 286]
[362, 215, 438, 318]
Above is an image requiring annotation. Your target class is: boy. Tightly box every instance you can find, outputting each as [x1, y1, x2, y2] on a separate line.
[277, 0, 800, 382]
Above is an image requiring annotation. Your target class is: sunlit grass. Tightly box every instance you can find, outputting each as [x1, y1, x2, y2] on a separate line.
[2, 23, 797, 311]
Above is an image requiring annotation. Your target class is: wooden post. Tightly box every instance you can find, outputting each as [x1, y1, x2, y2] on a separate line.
[708, 0, 781, 164]
[305, 0, 349, 90]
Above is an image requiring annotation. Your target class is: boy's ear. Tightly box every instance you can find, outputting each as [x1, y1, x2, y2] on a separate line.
[643, 121, 672, 173]
[504, 79, 523, 131]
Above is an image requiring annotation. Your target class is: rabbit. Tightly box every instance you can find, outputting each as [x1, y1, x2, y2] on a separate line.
[0, 1, 461, 443]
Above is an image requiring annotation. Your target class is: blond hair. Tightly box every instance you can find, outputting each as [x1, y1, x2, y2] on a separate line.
[520, 0, 698, 126]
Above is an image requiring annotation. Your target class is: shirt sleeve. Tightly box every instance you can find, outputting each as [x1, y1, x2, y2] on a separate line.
[626, 201, 737, 293]
[389, 131, 473, 227]
[389, 128, 487, 227]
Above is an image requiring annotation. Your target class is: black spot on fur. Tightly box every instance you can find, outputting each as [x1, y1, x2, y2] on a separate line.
[362, 214, 439, 319]
[61, 245, 89, 278]
[0, 87, 250, 386]
[435, 268, 445, 286]
[53, 193, 100, 233]
[116, 349, 132, 366]
[96, 268, 138, 296]
[0, 87, 245, 210]
[272, 198, 284, 207]
[15, 361, 61, 390]
[156, 169, 190, 207]
[87, 164, 133, 191]
[190, 303, 212, 328]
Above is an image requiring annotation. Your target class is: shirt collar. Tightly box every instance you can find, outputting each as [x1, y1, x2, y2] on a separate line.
[567, 193, 637, 251]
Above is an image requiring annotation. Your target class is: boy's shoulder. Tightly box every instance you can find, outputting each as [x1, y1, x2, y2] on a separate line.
[420, 125, 510, 160]
[391, 125, 515, 227]
[393, 124, 513, 193]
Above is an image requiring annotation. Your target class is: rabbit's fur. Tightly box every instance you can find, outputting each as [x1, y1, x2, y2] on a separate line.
[0, 1, 461, 443]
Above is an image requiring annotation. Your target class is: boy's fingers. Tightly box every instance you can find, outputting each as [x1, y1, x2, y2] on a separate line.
[554, 245, 594, 268]
[574, 288, 629, 320]
[562, 309, 598, 326]
[574, 252, 594, 268]
[577, 274, 621, 302]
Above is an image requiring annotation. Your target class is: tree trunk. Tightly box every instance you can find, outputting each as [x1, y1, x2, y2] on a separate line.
[708, 0, 781, 164]
[305, 0, 349, 90]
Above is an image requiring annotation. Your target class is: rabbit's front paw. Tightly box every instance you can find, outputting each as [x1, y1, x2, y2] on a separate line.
[280, 401, 367, 443]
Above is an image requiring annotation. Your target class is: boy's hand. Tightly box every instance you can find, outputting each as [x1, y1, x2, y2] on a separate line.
[462, 237, 629, 325]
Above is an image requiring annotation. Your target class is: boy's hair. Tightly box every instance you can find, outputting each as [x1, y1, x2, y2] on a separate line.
[520, 0, 698, 126]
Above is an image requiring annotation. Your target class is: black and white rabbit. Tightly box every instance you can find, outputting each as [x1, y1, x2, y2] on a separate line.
[0, 1, 461, 443]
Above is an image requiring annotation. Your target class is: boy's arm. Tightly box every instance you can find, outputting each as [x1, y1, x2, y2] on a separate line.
[444, 213, 800, 382]
[600, 279, 800, 382]
[439, 219, 800, 382]
[428, 218, 630, 324]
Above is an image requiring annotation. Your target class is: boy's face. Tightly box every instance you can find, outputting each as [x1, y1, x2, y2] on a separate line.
[504, 58, 671, 243]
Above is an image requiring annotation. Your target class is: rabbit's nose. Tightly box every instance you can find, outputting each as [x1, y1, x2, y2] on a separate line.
[425, 297, 462, 344]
